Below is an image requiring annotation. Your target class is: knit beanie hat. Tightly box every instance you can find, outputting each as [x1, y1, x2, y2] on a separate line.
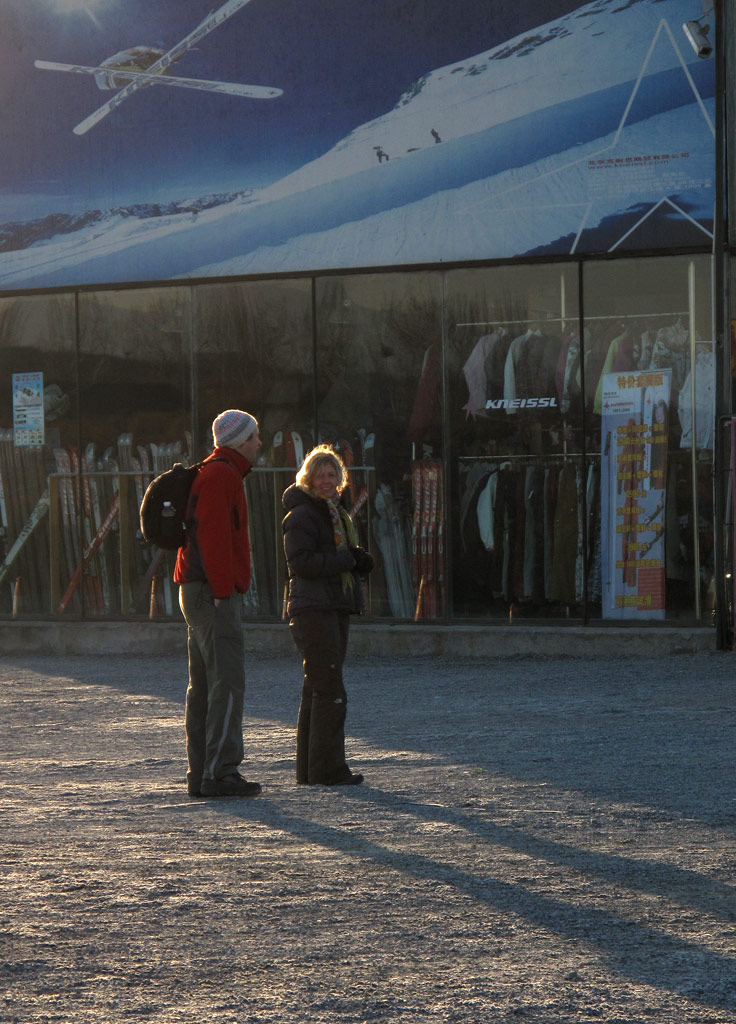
[212, 409, 258, 450]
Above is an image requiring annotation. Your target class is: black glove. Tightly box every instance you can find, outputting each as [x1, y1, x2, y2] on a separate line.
[350, 546, 374, 575]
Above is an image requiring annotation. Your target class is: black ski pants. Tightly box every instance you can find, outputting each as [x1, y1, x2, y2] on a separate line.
[289, 609, 350, 785]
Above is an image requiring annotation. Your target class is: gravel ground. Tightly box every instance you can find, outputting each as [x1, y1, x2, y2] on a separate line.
[1, 649, 736, 1024]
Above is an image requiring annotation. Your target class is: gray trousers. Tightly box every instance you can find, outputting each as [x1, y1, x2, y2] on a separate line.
[179, 582, 246, 788]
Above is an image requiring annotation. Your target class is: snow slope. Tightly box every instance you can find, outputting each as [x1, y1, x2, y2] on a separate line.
[253, 0, 711, 202]
[190, 102, 714, 278]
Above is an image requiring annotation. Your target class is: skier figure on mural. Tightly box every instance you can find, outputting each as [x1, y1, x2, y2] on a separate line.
[282, 445, 374, 786]
[174, 409, 262, 799]
[431, 128, 441, 143]
[375, 147, 389, 163]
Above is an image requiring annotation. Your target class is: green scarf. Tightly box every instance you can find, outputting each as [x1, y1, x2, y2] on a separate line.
[306, 487, 358, 592]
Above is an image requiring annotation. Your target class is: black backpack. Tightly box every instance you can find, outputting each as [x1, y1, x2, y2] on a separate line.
[139, 459, 225, 550]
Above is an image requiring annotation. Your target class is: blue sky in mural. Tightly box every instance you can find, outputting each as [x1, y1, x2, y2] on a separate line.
[1, 0, 587, 214]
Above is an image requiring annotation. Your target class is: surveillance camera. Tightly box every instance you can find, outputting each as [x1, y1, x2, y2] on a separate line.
[683, 19, 713, 58]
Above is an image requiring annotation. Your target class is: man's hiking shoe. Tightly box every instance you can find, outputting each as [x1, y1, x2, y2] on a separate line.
[201, 773, 262, 798]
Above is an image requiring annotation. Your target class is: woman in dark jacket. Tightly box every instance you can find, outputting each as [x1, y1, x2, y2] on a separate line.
[282, 445, 374, 786]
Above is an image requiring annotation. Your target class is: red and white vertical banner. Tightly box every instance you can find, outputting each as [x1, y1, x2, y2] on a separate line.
[600, 369, 672, 620]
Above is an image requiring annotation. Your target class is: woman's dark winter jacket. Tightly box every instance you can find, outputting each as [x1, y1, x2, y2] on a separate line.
[282, 484, 361, 617]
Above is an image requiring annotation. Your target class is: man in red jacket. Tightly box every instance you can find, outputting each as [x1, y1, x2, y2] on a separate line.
[175, 409, 262, 798]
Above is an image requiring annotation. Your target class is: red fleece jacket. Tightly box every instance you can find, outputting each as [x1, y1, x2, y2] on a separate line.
[174, 447, 252, 599]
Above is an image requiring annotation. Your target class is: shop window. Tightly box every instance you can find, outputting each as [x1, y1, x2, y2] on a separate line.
[72, 287, 193, 619]
[315, 273, 444, 620]
[445, 265, 582, 621]
[0, 254, 716, 626]
[0, 294, 76, 618]
[725, 260, 736, 637]
[193, 279, 314, 619]
[584, 255, 713, 622]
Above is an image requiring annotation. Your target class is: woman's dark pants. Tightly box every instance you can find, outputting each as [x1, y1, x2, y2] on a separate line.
[289, 609, 350, 784]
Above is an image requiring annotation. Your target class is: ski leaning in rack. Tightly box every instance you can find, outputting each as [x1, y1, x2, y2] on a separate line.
[84, 442, 113, 614]
[373, 483, 413, 617]
[71, 446, 103, 613]
[54, 448, 80, 607]
[133, 443, 165, 615]
[57, 493, 120, 614]
[435, 461, 445, 615]
[0, 490, 50, 589]
[0, 452, 9, 604]
[412, 462, 422, 616]
[0, 430, 48, 608]
[411, 459, 444, 619]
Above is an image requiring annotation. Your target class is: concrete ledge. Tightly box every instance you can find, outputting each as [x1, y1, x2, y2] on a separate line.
[0, 620, 190, 657]
[0, 619, 717, 658]
[346, 623, 716, 659]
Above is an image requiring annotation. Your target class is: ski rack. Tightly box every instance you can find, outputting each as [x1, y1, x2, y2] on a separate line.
[48, 441, 173, 617]
[0, 434, 189, 618]
[0, 428, 385, 620]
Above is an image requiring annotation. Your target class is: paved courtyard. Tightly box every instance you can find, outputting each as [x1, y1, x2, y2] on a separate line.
[2, 648, 735, 1023]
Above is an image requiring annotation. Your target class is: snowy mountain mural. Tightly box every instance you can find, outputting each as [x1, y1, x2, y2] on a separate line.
[0, 0, 715, 289]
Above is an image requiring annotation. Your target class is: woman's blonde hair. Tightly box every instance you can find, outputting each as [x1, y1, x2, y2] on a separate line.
[296, 444, 349, 493]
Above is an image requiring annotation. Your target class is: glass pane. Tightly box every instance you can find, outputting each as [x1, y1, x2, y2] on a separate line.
[445, 264, 581, 621]
[0, 294, 77, 618]
[583, 254, 712, 621]
[193, 279, 314, 619]
[315, 273, 443, 619]
[77, 287, 193, 619]
[719, 258, 736, 639]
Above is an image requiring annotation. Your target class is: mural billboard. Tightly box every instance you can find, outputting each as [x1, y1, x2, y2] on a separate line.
[0, 0, 715, 289]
